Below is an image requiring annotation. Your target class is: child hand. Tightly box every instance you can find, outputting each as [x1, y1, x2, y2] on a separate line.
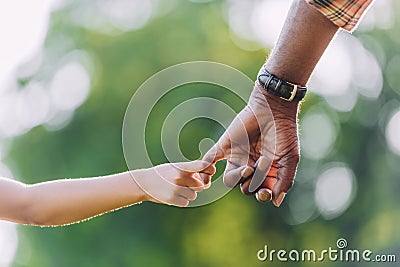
[131, 160, 216, 207]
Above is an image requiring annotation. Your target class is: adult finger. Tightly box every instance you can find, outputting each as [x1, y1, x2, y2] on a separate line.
[254, 163, 278, 202]
[174, 160, 216, 175]
[223, 162, 254, 188]
[239, 156, 270, 195]
[256, 188, 272, 202]
[242, 175, 276, 196]
[241, 163, 278, 197]
[240, 179, 252, 195]
[200, 144, 225, 185]
[248, 156, 272, 193]
[272, 152, 299, 207]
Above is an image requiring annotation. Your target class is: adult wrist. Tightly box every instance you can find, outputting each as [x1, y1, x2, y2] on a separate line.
[257, 66, 307, 102]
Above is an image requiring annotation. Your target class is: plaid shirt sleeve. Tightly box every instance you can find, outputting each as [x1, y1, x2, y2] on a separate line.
[304, 0, 374, 32]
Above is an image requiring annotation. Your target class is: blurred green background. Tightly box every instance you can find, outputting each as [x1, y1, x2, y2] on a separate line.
[0, 0, 399, 266]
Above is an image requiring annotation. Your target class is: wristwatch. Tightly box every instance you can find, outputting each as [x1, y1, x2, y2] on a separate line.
[257, 68, 307, 102]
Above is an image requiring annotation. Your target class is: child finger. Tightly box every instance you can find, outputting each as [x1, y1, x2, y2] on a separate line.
[178, 188, 197, 201]
[173, 196, 190, 207]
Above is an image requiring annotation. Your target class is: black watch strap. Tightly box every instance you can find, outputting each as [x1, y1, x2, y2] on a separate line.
[257, 69, 307, 101]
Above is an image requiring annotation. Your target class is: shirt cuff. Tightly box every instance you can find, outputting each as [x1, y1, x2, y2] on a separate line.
[304, 0, 374, 32]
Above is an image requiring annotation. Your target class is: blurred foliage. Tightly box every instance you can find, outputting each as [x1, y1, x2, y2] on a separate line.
[5, 0, 400, 266]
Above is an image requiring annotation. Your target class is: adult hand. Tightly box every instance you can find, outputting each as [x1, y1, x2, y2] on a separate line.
[201, 70, 301, 207]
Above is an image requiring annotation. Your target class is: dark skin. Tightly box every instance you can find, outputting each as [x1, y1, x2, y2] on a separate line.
[202, 0, 339, 207]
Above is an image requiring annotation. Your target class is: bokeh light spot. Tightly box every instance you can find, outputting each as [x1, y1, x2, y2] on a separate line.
[0, 0, 54, 88]
[250, 0, 291, 47]
[100, 0, 153, 32]
[0, 222, 18, 267]
[50, 62, 91, 111]
[315, 165, 356, 220]
[385, 109, 400, 155]
[16, 83, 50, 129]
[288, 187, 316, 225]
[301, 110, 337, 160]
[309, 33, 352, 96]
[386, 54, 400, 96]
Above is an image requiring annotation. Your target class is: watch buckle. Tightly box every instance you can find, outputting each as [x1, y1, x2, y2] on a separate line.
[280, 84, 298, 102]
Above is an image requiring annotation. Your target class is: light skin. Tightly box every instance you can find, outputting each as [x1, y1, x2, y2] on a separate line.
[0, 160, 215, 227]
[202, 0, 339, 206]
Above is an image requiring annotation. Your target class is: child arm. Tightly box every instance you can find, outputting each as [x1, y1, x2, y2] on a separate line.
[0, 161, 214, 226]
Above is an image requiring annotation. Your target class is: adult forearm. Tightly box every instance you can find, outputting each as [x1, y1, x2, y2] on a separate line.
[249, 0, 339, 205]
[265, 0, 339, 86]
